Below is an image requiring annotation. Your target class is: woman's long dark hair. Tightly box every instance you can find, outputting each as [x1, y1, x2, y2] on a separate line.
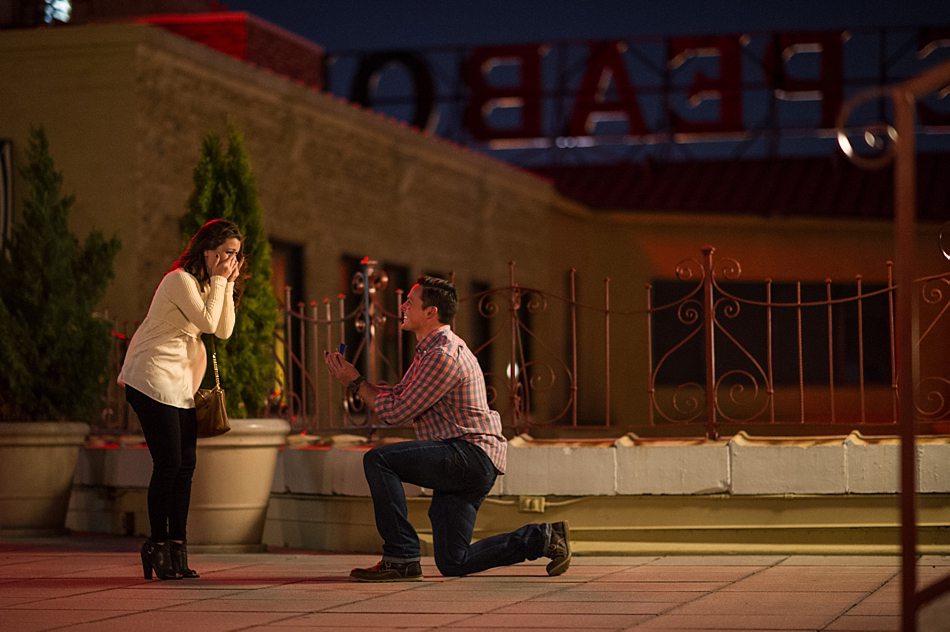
[168, 219, 247, 304]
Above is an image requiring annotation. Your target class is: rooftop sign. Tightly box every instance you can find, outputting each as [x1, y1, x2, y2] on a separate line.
[331, 27, 950, 150]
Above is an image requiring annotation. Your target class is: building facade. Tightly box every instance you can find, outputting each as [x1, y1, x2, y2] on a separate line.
[0, 22, 945, 431]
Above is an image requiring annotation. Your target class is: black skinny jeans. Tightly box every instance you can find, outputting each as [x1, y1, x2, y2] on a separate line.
[125, 386, 197, 542]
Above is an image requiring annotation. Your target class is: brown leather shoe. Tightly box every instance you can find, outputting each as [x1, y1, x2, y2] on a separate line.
[350, 560, 423, 582]
[545, 521, 572, 576]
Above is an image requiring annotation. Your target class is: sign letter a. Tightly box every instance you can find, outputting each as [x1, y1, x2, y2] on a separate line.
[568, 42, 647, 137]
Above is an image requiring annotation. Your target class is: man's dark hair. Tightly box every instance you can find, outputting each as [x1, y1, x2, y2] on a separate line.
[417, 276, 458, 324]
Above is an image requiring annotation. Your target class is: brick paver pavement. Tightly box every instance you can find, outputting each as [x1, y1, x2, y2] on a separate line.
[2, 534, 950, 631]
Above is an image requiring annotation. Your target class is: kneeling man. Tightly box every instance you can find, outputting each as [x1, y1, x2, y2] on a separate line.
[325, 276, 570, 581]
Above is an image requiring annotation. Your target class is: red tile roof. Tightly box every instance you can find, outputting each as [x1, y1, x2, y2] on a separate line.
[533, 153, 950, 221]
[134, 12, 324, 89]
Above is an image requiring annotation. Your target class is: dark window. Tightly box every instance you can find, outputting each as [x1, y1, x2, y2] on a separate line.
[0, 140, 10, 250]
[270, 240, 305, 407]
[270, 240, 304, 310]
[650, 280, 891, 387]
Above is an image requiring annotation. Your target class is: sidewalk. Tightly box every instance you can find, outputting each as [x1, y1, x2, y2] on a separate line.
[2, 534, 949, 631]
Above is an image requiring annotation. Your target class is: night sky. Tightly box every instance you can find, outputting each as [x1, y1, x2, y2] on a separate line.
[214, 0, 950, 164]
[219, 0, 950, 52]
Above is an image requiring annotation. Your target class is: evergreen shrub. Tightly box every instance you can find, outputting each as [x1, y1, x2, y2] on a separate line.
[182, 122, 278, 419]
[0, 127, 121, 421]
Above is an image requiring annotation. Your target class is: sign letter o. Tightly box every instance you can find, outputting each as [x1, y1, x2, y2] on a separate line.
[349, 51, 436, 131]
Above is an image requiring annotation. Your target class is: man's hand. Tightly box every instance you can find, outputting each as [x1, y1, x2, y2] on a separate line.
[324, 351, 361, 386]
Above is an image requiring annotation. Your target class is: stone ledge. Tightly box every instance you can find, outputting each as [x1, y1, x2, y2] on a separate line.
[74, 430, 950, 499]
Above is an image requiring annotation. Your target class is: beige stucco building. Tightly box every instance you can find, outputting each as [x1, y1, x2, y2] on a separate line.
[4, 21, 950, 560]
[0, 22, 945, 431]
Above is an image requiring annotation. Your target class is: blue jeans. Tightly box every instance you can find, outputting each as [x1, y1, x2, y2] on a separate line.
[363, 438, 549, 576]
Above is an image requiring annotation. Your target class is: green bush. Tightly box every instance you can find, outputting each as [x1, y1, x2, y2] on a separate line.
[0, 127, 120, 421]
[182, 122, 278, 418]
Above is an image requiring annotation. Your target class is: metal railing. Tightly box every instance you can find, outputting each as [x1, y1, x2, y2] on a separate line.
[834, 56, 950, 632]
[272, 258, 581, 435]
[97, 247, 950, 440]
[646, 247, 950, 438]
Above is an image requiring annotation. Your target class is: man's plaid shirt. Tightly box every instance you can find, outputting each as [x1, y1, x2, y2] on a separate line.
[374, 325, 507, 473]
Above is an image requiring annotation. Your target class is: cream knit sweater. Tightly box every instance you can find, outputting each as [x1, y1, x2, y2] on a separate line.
[118, 269, 235, 408]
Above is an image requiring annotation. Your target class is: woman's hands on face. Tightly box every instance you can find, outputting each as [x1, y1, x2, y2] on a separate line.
[207, 239, 243, 282]
[209, 253, 239, 280]
[227, 257, 241, 283]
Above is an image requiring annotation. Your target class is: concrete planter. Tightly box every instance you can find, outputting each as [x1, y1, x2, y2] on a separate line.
[188, 418, 290, 552]
[0, 421, 90, 535]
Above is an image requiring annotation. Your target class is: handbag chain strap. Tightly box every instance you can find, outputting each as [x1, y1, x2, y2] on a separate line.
[209, 336, 221, 389]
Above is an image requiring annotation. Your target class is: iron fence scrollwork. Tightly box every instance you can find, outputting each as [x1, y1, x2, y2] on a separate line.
[98, 247, 950, 440]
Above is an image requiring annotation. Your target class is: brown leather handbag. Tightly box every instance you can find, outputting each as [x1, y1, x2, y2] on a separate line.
[195, 338, 230, 438]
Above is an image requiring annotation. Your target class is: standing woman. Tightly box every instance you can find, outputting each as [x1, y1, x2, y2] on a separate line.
[119, 219, 244, 580]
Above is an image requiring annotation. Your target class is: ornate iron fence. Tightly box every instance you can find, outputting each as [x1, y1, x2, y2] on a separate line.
[647, 246, 950, 438]
[96, 247, 950, 439]
[272, 258, 581, 436]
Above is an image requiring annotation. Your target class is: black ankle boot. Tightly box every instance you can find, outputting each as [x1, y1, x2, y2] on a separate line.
[140, 538, 182, 580]
[170, 541, 199, 578]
